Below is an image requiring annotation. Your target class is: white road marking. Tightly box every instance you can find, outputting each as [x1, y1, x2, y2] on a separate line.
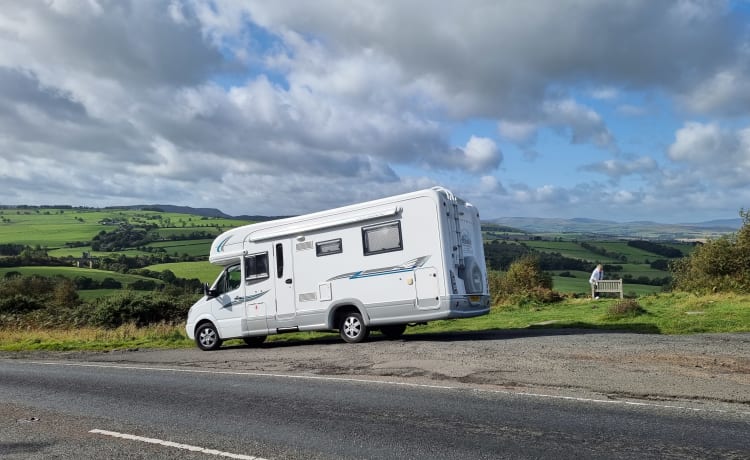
[31, 361, 750, 416]
[89, 429, 266, 460]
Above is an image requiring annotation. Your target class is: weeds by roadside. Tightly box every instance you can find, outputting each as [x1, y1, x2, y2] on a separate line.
[606, 299, 647, 319]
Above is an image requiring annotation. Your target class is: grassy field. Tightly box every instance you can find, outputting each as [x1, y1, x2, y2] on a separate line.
[0, 266, 164, 287]
[146, 261, 220, 283]
[1, 292, 747, 351]
[0, 208, 250, 248]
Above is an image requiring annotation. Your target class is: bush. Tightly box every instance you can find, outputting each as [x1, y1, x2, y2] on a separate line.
[490, 256, 561, 306]
[671, 209, 750, 293]
[0, 294, 46, 314]
[91, 292, 192, 328]
[607, 299, 646, 318]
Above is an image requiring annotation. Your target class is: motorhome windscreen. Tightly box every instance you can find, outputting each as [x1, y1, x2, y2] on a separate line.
[362, 221, 403, 256]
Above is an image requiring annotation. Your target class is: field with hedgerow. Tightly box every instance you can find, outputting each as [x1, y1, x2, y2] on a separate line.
[0, 206, 748, 351]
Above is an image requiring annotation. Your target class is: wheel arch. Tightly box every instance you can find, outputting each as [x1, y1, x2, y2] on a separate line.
[327, 299, 368, 330]
[194, 317, 220, 338]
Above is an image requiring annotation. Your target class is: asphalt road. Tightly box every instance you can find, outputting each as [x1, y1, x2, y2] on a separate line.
[1, 359, 748, 459]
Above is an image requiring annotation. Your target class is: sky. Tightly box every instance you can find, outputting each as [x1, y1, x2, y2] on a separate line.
[0, 0, 749, 223]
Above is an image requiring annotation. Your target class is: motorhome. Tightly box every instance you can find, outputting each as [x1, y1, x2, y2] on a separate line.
[186, 187, 490, 350]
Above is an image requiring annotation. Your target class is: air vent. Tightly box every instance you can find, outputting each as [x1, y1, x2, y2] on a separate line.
[296, 241, 314, 251]
[298, 292, 317, 302]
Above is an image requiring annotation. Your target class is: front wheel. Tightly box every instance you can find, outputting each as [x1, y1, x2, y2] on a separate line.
[195, 322, 222, 351]
[339, 312, 369, 343]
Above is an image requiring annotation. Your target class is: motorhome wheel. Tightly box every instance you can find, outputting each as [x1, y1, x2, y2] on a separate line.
[339, 312, 369, 343]
[196, 322, 223, 351]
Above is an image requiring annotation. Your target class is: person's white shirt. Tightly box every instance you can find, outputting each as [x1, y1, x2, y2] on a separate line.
[590, 266, 603, 283]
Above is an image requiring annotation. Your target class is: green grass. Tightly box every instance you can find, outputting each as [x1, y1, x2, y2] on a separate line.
[0, 207, 252, 248]
[2, 292, 747, 351]
[0, 266, 164, 286]
[146, 261, 220, 283]
[145, 239, 213, 257]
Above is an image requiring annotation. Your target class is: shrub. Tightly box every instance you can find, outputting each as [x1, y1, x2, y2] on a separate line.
[0, 294, 46, 314]
[91, 292, 192, 328]
[607, 299, 646, 319]
[490, 256, 561, 306]
[671, 209, 750, 293]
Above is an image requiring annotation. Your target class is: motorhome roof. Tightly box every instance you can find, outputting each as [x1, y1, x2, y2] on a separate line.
[209, 187, 471, 264]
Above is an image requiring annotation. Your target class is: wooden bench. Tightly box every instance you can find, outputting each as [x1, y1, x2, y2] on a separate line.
[592, 279, 623, 299]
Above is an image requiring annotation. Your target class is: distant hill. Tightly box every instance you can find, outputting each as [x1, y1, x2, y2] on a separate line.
[489, 217, 741, 240]
[111, 205, 288, 222]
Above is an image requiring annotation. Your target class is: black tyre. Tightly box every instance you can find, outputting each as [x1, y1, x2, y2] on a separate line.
[243, 336, 266, 347]
[195, 322, 222, 351]
[339, 311, 369, 343]
[380, 324, 406, 339]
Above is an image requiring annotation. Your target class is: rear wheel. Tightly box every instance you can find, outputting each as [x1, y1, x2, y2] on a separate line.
[195, 322, 222, 351]
[380, 324, 406, 339]
[243, 336, 266, 347]
[339, 311, 369, 343]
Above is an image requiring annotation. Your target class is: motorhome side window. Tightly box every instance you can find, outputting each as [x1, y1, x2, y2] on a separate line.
[245, 252, 269, 281]
[362, 221, 403, 256]
[316, 238, 342, 257]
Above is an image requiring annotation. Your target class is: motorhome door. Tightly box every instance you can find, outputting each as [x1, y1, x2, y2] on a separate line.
[273, 240, 296, 320]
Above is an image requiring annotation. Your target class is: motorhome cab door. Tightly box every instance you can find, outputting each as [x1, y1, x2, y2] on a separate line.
[272, 240, 296, 320]
[242, 250, 272, 334]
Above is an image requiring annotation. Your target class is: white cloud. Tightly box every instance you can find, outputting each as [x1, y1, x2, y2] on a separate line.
[542, 99, 615, 150]
[581, 156, 659, 180]
[498, 121, 537, 144]
[0, 1, 747, 222]
[453, 137, 502, 173]
[667, 121, 750, 188]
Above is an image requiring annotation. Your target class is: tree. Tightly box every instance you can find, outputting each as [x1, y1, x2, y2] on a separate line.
[671, 209, 750, 293]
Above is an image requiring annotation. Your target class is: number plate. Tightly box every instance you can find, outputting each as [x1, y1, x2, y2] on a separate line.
[469, 295, 480, 302]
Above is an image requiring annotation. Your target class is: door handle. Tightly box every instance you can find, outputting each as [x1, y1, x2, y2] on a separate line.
[285, 278, 293, 284]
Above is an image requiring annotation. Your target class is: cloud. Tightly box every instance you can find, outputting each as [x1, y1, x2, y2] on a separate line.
[679, 66, 750, 117]
[590, 87, 619, 101]
[667, 121, 750, 188]
[498, 121, 537, 144]
[0, 1, 747, 221]
[580, 156, 659, 180]
[542, 99, 615, 150]
[451, 136, 502, 173]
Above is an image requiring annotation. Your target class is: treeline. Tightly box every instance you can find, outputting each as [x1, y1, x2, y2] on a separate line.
[0, 274, 196, 328]
[485, 241, 622, 273]
[627, 240, 683, 258]
[89, 225, 217, 252]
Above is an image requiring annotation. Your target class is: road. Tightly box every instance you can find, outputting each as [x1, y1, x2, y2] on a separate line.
[1, 358, 748, 459]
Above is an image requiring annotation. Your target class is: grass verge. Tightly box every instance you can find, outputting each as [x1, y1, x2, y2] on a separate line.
[1, 292, 748, 351]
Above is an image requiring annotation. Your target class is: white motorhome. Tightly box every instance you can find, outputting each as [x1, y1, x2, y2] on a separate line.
[186, 187, 490, 350]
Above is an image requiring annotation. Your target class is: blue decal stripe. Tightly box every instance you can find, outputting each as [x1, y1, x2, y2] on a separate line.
[328, 256, 431, 282]
[220, 290, 270, 308]
[216, 236, 231, 253]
